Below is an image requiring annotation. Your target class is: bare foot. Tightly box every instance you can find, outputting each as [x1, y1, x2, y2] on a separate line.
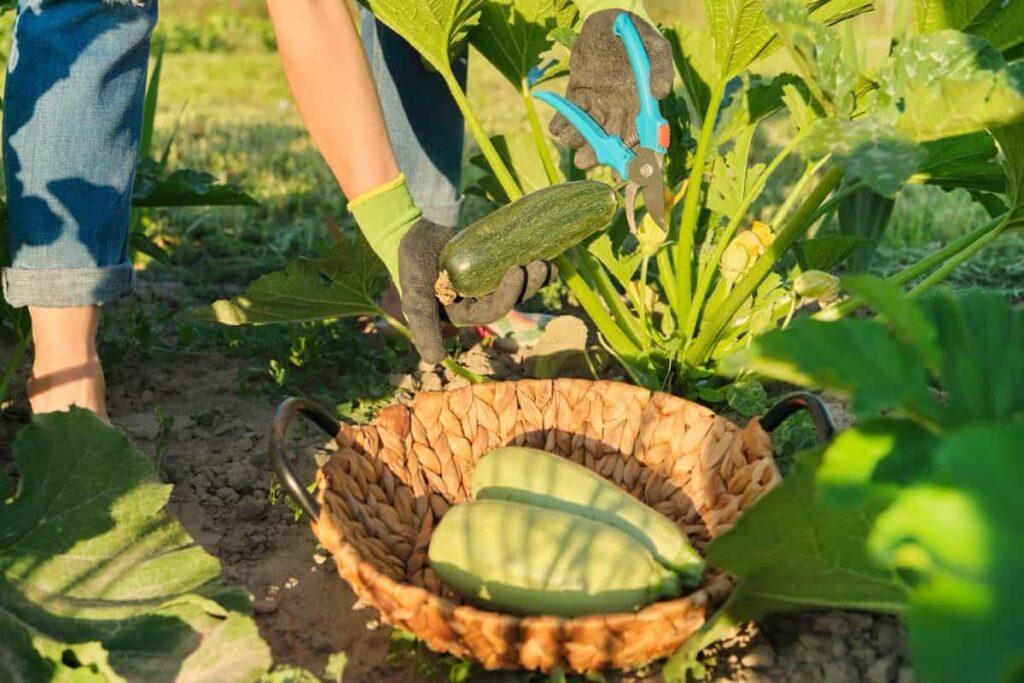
[28, 358, 109, 423]
[27, 306, 109, 423]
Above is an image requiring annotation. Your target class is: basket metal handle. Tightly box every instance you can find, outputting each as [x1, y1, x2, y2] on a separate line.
[269, 397, 341, 521]
[759, 392, 836, 444]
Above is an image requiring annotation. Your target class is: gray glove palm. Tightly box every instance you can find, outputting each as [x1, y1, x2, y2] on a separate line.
[398, 220, 555, 364]
[550, 9, 673, 170]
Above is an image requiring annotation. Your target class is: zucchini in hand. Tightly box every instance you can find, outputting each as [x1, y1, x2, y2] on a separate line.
[428, 499, 680, 617]
[435, 181, 617, 301]
[473, 446, 706, 586]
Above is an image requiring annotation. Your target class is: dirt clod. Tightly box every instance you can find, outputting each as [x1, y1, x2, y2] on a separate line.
[867, 655, 898, 683]
[813, 611, 852, 636]
[741, 643, 777, 669]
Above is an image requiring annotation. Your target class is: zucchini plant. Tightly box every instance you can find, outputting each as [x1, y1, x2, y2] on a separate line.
[665, 277, 1024, 682]
[203, 0, 1024, 394]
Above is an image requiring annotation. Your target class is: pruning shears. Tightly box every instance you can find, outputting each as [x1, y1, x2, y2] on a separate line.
[534, 12, 670, 235]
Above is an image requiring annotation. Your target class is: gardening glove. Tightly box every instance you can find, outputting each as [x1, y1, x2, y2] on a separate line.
[550, 8, 673, 170]
[349, 175, 555, 364]
[399, 221, 556, 364]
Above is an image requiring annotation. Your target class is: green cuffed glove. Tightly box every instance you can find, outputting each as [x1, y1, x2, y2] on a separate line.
[348, 174, 421, 292]
[551, 6, 673, 170]
[349, 176, 557, 365]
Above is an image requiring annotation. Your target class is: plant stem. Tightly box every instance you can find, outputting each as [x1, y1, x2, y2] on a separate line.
[379, 308, 483, 384]
[686, 165, 844, 365]
[574, 248, 645, 349]
[908, 217, 1009, 296]
[0, 333, 29, 405]
[443, 70, 523, 201]
[521, 79, 562, 185]
[656, 248, 677, 311]
[637, 256, 651, 338]
[674, 79, 727, 321]
[442, 358, 485, 384]
[685, 133, 805, 339]
[804, 179, 867, 227]
[769, 157, 828, 229]
[816, 214, 1004, 320]
[555, 254, 640, 361]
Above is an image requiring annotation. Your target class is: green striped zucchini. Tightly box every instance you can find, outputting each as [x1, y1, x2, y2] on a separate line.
[428, 499, 680, 617]
[435, 181, 617, 300]
[473, 446, 705, 585]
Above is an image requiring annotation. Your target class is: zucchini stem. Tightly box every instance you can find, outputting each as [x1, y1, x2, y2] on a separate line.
[674, 79, 727, 322]
[443, 70, 523, 201]
[521, 78, 562, 186]
[817, 214, 1005, 320]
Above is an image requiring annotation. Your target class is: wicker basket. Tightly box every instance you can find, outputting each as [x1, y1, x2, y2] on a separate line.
[270, 379, 832, 673]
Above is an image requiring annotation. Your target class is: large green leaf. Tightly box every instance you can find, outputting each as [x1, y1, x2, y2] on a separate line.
[843, 274, 941, 370]
[869, 422, 1024, 683]
[470, 0, 576, 87]
[765, 0, 858, 112]
[915, 132, 1007, 194]
[708, 123, 766, 218]
[793, 234, 869, 271]
[195, 235, 389, 325]
[704, 0, 872, 79]
[992, 120, 1024, 229]
[735, 283, 1024, 427]
[970, 1, 1024, 53]
[133, 161, 257, 208]
[814, 418, 939, 508]
[920, 289, 1024, 426]
[912, 0, 990, 34]
[706, 448, 909, 615]
[879, 30, 1024, 141]
[666, 23, 720, 126]
[360, 0, 484, 74]
[714, 72, 807, 144]
[726, 316, 943, 423]
[914, 0, 1024, 53]
[0, 410, 271, 681]
[802, 118, 925, 196]
[836, 185, 895, 270]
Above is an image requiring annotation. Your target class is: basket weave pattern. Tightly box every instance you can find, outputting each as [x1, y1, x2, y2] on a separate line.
[311, 379, 778, 672]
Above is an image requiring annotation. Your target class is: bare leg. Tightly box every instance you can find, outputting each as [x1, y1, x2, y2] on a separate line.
[27, 306, 108, 422]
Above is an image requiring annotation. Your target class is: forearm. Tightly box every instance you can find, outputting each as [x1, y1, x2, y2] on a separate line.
[267, 0, 400, 199]
[571, 0, 651, 21]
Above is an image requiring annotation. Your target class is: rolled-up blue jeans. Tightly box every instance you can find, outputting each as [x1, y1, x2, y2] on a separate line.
[360, 10, 466, 228]
[1, 0, 157, 308]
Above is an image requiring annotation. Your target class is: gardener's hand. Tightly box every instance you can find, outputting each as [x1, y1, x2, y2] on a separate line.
[550, 9, 673, 170]
[398, 220, 556, 365]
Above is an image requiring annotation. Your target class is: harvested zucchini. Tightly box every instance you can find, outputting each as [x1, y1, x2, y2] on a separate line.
[473, 446, 705, 586]
[428, 499, 681, 617]
[436, 181, 617, 301]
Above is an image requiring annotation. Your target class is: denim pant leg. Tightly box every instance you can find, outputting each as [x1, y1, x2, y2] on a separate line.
[360, 10, 466, 228]
[1, 0, 158, 308]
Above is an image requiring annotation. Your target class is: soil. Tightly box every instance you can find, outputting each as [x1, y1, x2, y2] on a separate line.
[0, 306, 913, 683]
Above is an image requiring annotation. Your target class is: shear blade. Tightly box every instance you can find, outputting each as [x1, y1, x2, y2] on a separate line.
[624, 183, 640, 235]
[644, 183, 668, 231]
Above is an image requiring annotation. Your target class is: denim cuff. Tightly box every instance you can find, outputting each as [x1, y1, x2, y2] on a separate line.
[419, 197, 465, 229]
[2, 263, 135, 308]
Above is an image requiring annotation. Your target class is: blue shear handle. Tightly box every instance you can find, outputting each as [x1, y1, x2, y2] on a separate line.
[533, 90, 634, 180]
[613, 12, 668, 154]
